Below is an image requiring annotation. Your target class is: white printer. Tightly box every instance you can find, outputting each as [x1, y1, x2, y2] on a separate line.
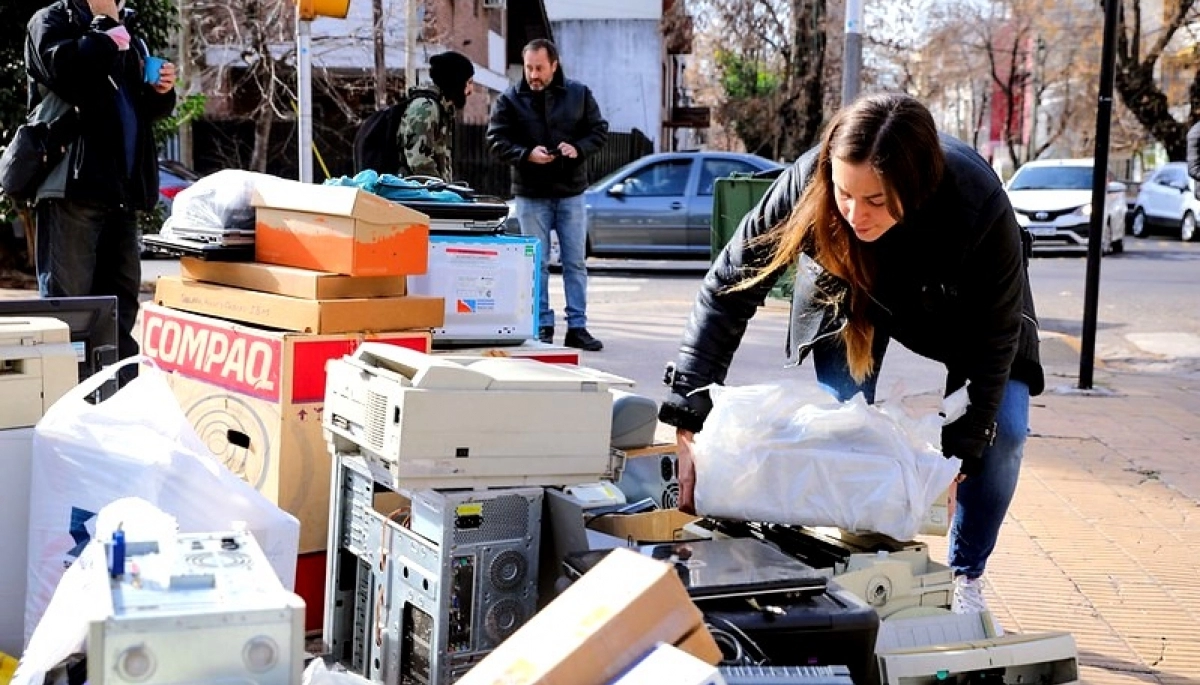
[0, 316, 78, 430]
[324, 343, 630, 489]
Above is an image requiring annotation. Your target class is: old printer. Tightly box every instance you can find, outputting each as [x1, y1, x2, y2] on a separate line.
[324, 343, 627, 489]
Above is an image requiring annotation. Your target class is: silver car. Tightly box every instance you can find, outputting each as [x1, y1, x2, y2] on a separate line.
[1004, 158, 1127, 255]
[1131, 161, 1200, 242]
[584, 151, 783, 257]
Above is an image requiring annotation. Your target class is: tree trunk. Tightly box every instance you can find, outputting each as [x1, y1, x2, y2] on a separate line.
[250, 105, 274, 173]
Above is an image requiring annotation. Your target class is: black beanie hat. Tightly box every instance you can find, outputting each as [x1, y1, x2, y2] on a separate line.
[429, 51, 475, 109]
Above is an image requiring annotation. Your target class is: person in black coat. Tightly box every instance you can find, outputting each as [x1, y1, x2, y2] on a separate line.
[487, 39, 608, 351]
[26, 0, 177, 372]
[1186, 121, 1200, 200]
[658, 93, 1043, 624]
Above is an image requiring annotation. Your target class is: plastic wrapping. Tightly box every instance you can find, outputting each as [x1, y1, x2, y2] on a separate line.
[161, 169, 279, 236]
[24, 357, 300, 648]
[692, 380, 962, 541]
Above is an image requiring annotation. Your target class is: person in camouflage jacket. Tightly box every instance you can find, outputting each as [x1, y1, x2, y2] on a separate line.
[397, 51, 474, 180]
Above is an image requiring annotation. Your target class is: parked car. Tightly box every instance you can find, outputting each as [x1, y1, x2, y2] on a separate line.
[584, 151, 784, 257]
[1004, 158, 1126, 254]
[1130, 161, 1199, 242]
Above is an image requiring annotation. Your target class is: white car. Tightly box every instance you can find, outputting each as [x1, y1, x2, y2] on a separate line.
[1130, 161, 1200, 242]
[1005, 158, 1127, 254]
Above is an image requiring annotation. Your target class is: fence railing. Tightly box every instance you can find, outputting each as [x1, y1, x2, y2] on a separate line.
[453, 125, 654, 198]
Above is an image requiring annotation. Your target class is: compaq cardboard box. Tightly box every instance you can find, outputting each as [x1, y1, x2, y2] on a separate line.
[140, 304, 430, 553]
[457, 547, 721, 685]
[180, 258, 407, 299]
[154, 276, 443, 335]
[252, 181, 429, 277]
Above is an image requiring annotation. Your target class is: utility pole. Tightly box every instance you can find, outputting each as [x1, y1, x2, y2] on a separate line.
[841, 0, 864, 106]
[1079, 0, 1120, 389]
[178, 1, 193, 168]
[404, 0, 417, 90]
[373, 0, 387, 110]
[297, 4, 313, 183]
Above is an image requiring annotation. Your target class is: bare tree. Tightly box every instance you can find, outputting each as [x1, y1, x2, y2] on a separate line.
[1112, 0, 1200, 160]
[680, 0, 830, 161]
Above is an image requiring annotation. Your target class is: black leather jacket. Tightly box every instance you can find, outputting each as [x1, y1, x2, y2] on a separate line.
[659, 135, 1044, 434]
[26, 0, 175, 211]
[486, 67, 608, 198]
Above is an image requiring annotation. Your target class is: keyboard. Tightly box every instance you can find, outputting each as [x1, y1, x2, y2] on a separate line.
[718, 664, 855, 685]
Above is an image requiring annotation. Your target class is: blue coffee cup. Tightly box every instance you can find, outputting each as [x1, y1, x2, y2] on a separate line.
[143, 55, 165, 86]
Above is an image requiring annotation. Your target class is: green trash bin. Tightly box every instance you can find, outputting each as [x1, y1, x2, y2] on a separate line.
[711, 173, 793, 300]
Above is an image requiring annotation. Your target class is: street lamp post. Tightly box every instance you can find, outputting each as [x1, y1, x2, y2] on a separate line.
[842, 0, 864, 106]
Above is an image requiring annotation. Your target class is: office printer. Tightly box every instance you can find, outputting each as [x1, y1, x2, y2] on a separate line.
[0, 317, 78, 430]
[324, 343, 630, 489]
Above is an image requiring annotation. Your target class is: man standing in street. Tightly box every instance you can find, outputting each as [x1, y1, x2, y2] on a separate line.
[26, 0, 177, 375]
[487, 39, 608, 351]
[399, 50, 474, 180]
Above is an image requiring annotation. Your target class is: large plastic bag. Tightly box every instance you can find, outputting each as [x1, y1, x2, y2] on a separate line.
[25, 357, 300, 647]
[161, 169, 280, 236]
[692, 380, 962, 541]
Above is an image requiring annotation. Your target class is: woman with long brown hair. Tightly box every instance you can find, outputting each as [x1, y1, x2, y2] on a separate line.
[659, 92, 1043, 623]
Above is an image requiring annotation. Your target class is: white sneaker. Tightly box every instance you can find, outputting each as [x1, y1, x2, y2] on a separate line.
[952, 575, 1005, 636]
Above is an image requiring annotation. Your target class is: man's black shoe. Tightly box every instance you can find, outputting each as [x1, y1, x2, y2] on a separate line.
[564, 327, 603, 351]
[538, 326, 554, 344]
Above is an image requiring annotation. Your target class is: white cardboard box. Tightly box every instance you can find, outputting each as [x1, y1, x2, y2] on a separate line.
[407, 234, 539, 345]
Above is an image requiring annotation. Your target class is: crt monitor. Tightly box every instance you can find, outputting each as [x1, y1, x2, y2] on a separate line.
[0, 296, 119, 386]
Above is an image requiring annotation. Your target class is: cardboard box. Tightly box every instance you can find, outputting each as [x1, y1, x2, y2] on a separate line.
[587, 509, 703, 544]
[458, 547, 720, 685]
[154, 276, 443, 335]
[253, 181, 429, 277]
[140, 304, 430, 552]
[180, 258, 407, 299]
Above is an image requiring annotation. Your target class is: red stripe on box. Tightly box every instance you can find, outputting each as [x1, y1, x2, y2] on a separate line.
[290, 334, 429, 403]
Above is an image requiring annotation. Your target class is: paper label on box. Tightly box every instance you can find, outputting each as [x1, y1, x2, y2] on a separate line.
[143, 307, 282, 400]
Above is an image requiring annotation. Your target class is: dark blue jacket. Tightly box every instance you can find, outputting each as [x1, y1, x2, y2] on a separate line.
[26, 0, 175, 211]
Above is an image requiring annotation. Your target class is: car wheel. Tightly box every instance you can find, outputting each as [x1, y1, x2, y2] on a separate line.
[1111, 237, 1124, 254]
[1131, 209, 1148, 238]
[1181, 211, 1196, 242]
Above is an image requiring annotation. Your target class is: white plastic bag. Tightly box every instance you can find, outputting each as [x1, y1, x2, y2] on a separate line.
[692, 380, 962, 541]
[161, 169, 279, 236]
[25, 357, 300, 647]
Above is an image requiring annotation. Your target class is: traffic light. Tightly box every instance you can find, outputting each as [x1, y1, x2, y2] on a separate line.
[297, 0, 350, 20]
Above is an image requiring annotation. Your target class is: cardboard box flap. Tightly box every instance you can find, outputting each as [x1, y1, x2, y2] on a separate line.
[252, 180, 429, 226]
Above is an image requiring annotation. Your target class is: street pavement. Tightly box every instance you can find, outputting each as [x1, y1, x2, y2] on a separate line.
[3, 259, 1200, 684]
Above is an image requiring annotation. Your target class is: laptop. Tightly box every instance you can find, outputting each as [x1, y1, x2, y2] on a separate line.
[563, 537, 827, 601]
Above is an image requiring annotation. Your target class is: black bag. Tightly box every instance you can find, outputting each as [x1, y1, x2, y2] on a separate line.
[352, 87, 442, 175]
[0, 94, 78, 204]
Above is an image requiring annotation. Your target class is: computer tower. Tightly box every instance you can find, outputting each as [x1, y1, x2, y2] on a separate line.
[396, 487, 543, 684]
[617, 450, 680, 509]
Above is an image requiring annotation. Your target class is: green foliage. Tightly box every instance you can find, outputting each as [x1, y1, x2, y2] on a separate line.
[154, 92, 206, 146]
[715, 49, 781, 99]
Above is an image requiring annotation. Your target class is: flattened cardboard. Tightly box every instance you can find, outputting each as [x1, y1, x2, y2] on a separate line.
[252, 182, 429, 277]
[458, 547, 720, 685]
[154, 276, 443, 334]
[141, 303, 430, 552]
[180, 258, 407, 299]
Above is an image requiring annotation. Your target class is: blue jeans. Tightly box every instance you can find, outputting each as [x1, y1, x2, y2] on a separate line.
[515, 194, 588, 329]
[36, 199, 142, 366]
[812, 335, 1029, 579]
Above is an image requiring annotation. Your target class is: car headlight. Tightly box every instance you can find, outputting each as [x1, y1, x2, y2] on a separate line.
[1072, 204, 1092, 218]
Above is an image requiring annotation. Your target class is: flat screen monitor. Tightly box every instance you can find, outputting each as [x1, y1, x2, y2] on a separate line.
[0, 296, 119, 395]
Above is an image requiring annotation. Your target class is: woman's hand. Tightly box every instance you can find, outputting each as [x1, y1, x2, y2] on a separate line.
[676, 428, 697, 514]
